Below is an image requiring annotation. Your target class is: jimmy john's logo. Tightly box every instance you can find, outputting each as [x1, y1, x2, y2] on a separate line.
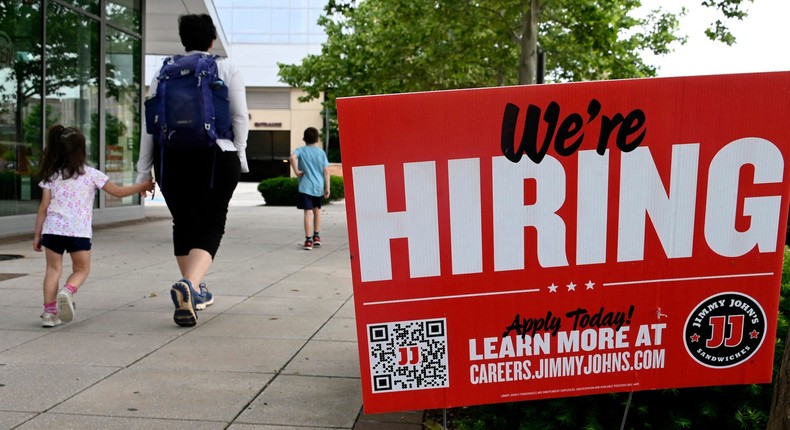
[684, 292, 766, 368]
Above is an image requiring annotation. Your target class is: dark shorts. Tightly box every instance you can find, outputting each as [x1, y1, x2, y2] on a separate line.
[297, 192, 323, 210]
[41, 234, 92, 254]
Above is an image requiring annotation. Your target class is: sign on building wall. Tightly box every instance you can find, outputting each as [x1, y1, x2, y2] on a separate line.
[337, 72, 790, 414]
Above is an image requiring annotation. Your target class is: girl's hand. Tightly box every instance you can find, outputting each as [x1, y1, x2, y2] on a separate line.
[33, 235, 42, 252]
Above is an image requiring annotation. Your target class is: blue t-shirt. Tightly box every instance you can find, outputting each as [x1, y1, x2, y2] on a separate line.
[294, 145, 329, 197]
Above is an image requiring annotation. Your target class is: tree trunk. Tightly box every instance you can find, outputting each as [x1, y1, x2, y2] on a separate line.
[767, 324, 790, 429]
[518, 0, 539, 85]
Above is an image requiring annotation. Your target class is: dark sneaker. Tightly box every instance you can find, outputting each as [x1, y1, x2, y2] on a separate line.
[303, 239, 313, 250]
[195, 282, 214, 311]
[312, 235, 321, 247]
[170, 280, 197, 327]
[57, 289, 76, 322]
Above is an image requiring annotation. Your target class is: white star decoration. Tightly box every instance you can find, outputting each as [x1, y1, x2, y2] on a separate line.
[546, 281, 598, 293]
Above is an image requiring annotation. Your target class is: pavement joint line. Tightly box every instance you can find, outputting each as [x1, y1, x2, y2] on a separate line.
[227, 288, 357, 425]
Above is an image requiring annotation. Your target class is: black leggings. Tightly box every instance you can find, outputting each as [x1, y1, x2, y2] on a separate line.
[154, 145, 240, 258]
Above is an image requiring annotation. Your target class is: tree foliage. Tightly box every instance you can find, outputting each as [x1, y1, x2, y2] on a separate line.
[702, 0, 755, 45]
[279, 0, 755, 102]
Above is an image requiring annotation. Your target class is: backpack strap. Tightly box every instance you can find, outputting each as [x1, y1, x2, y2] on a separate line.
[155, 56, 172, 192]
[195, 55, 218, 142]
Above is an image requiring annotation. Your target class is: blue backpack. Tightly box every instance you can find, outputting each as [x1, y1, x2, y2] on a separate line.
[144, 54, 234, 188]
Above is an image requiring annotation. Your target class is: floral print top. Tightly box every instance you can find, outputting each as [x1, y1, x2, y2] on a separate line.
[39, 166, 108, 238]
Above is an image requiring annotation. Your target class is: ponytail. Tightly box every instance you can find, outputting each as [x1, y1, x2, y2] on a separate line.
[39, 124, 86, 182]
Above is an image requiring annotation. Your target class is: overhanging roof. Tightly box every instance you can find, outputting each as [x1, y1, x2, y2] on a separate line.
[145, 0, 228, 57]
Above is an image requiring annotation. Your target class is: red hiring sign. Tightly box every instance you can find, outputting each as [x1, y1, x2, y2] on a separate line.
[337, 72, 790, 414]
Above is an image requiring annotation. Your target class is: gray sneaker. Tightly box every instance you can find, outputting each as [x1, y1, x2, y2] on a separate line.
[57, 289, 75, 322]
[41, 312, 62, 328]
[195, 283, 214, 311]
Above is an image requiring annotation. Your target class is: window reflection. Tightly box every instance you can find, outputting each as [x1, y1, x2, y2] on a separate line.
[0, 0, 143, 225]
[105, 27, 140, 207]
[106, 0, 141, 34]
[0, 1, 42, 215]
[61, 0, 100, 16]
[46, 3, 100, 171]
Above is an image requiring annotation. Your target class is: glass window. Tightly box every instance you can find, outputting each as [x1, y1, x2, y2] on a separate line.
[61, 0, 100, 16]
[289, 34, 307, 44]
[308, 9, 323, 35]
[270, 33, 289, 43]
[247, 130, 273, 161]
[234, 33, 269, 44]
[217, 8, 232, 36]
[232, 8, 269, 34]
[0, 1, 43, 215]
[0, 0, 147, 233]
[46, 3, 101, 169]
[308, 33, 328, 44]
[270, 8, 289, 34]
[246, 130, 290, 161]
[234, 0, 269, 7]
[272, 131, 290, 160]
[290, 8, 307, 34]
[104, 27, 141, 208]
[106, 0, 141, 34]
[218, 1, 329, 45]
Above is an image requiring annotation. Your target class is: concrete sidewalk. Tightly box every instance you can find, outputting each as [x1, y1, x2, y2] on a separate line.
[0, 183, 424, 429]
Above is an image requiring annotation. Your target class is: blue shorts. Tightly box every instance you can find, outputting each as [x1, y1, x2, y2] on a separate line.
[41, 234, 92, 254]
[297, 192, 323, 210]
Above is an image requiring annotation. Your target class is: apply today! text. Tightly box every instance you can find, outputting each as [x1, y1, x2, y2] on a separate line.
[467, 306, 667, 384]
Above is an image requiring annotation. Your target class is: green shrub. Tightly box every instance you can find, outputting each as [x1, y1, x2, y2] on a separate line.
[257, 176, 298, 206]
[329, 175, 345, 200]
[258, 175, 344, 206]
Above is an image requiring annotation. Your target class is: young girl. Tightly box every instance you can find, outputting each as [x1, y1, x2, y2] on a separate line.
[33, 125, 154, 327]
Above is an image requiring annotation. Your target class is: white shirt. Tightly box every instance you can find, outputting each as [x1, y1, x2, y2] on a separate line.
[136, 51, 250, 183]
[39, 166, 109, 238]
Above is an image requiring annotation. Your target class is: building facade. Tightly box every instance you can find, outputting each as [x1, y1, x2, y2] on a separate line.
[0, 0, 327, 237]
[0, 0, 146, 237]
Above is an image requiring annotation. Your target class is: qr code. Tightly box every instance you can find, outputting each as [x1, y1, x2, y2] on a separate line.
[368, 318, 449, 393]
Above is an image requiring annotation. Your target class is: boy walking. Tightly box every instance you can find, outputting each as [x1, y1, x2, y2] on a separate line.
[290, 127, 330, 250]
